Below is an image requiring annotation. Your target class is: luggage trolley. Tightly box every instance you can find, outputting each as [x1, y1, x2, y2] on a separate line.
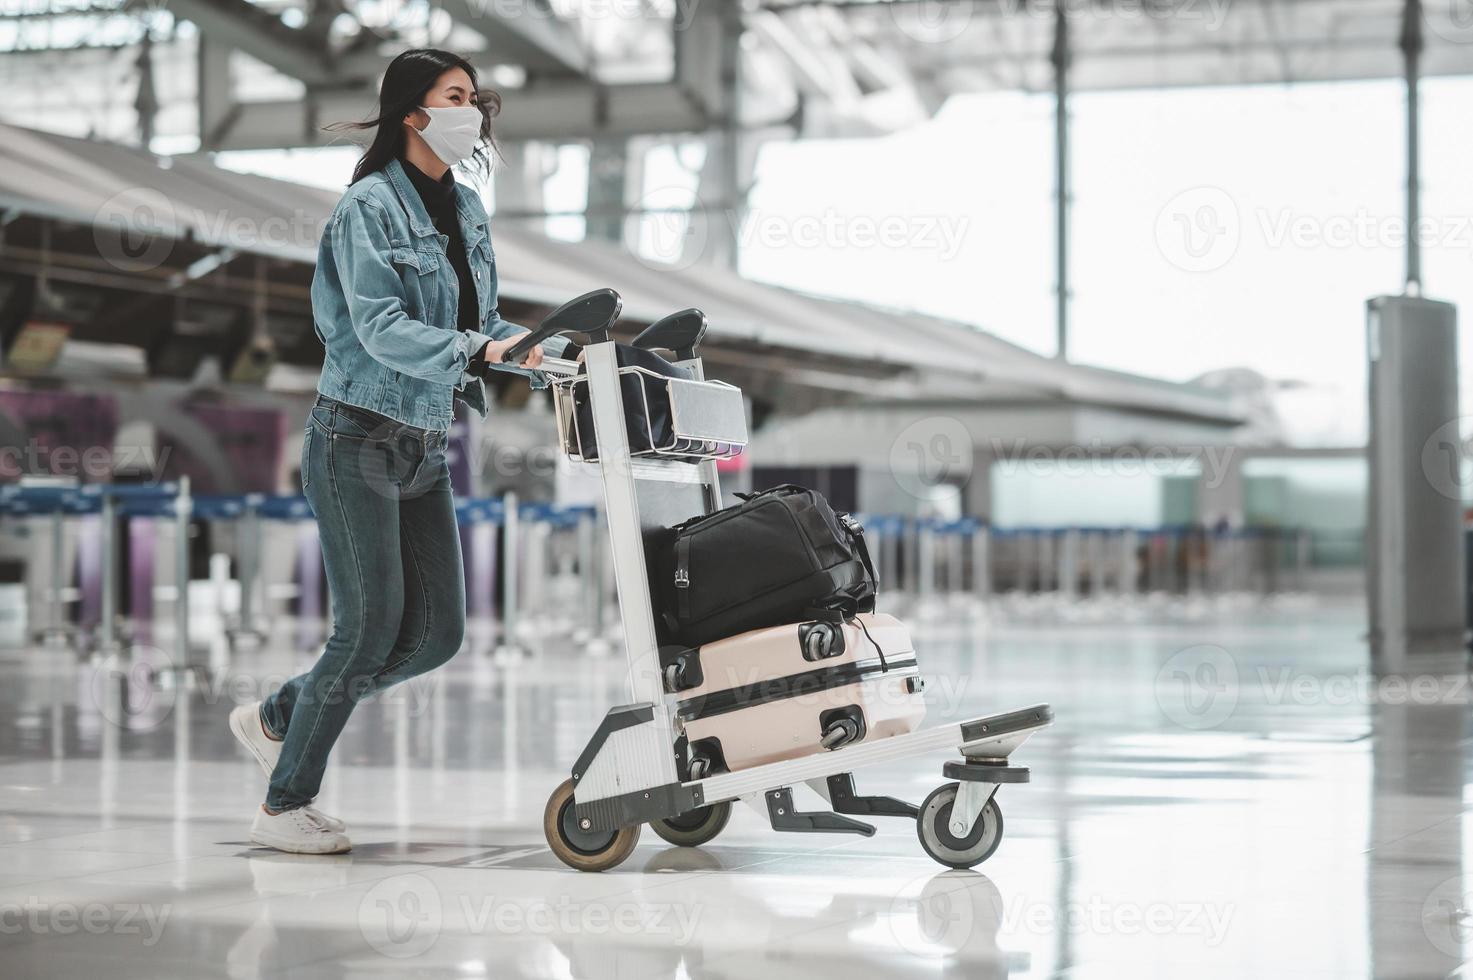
[504, 290, 1053, 873]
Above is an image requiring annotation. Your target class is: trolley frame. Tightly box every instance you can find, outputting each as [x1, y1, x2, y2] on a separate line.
[540, 342, 1051, 852]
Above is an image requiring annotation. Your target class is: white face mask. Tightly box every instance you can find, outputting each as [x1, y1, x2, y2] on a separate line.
[415, 105, 483, 166]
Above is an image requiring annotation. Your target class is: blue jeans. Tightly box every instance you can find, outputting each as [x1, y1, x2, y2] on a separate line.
[261, 396, 465, 811]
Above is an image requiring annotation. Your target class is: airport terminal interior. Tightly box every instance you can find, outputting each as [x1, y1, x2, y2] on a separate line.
[2, 1, 1473, 977]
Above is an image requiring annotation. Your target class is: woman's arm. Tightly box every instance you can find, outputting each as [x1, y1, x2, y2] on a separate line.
[466, 240, 571, 387]
[331, 196, 496, 384]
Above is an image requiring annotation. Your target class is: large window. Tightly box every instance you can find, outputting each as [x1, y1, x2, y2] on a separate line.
[741, 91, 1057, 354]
[744, 78, 1473, 448]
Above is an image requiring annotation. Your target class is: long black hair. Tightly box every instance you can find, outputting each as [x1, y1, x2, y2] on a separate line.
[332, 48, 499, 185]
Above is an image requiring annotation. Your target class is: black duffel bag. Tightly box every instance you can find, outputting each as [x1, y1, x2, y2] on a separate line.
[571, 344, 694, 460]
[650, 484, 878, 648]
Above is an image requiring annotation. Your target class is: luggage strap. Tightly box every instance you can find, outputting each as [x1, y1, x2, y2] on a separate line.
[839, 513, 879, 614]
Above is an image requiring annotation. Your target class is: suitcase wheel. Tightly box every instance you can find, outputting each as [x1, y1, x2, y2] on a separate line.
[915, 783, 1004, 870]
[663, 654, 701, 693]
[819, 706, 867, 750]
[820, 716, 861, 749]
[543, 778, 641, 873]
[649, 800, 733, 848]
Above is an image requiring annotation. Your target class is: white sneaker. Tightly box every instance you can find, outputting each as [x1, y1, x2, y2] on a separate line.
[229, 702, 282, 776]
[302, 806, 347, 834]
[250, 806, 352, 855]
[230, 702, 346, 833]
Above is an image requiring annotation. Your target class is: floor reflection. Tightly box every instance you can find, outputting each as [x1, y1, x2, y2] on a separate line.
[0, 597, 1465, 977]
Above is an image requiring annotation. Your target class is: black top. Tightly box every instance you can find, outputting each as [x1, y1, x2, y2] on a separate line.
[400, 158, 492, 374]
[399, 158, 579, 375]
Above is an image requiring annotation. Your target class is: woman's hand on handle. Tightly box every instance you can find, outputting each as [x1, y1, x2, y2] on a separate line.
[483, 335, 544, 370]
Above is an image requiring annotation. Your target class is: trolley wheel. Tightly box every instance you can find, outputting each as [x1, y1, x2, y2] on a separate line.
[916, 783, 1004, 870]
[543, 778, 641, 872]
[649, 800, 733, 847]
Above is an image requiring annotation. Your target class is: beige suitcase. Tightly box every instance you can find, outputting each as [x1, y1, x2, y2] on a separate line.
[670, 613, 927, 775]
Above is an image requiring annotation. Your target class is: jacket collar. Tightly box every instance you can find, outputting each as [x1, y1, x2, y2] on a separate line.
[452, 181, 489, 249]
[385, 157, 490, 248]
[384, 158, 437, 239]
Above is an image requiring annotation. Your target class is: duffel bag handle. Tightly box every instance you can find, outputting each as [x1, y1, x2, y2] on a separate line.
[733, 484, 807, 503]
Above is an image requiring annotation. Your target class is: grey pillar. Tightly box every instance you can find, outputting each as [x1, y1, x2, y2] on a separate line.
[965, 456, 994, 524]
[134, 32, 158, 150]
[972, 526, 991, 600]
[497, 491, 522, 657]
[494, 141, 552, 226]
[98, 492, 120, 653]
[174, 477, 191, 664]
[680, 1, 746, 268]
[1366, 296, 1464, 672]
[1197, 447, 1245, 528]
[1401, 0, 1424, 293]
[1058, 528, 1080, 600]
[1051, 4, 1071, 360]
[196, 34, 232, 151]
[585, 137, 632, 246]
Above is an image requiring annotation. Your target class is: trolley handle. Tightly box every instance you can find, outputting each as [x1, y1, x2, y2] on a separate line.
[632, 308, 707, 361]
[505, 287, 623, 366]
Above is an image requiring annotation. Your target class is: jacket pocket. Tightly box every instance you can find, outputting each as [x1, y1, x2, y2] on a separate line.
[390, 246, 441, 275]
[391, 246, 444, 326]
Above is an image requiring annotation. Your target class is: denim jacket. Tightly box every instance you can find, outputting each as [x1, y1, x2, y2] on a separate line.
[310, 158, 567, 431]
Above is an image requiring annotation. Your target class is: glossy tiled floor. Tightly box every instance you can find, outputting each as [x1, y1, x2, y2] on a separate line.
[0, 595, 1466, 978]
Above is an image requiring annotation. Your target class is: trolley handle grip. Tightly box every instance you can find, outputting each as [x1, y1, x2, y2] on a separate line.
[505, 287, 623, 366]
[632, 308, 707, 361]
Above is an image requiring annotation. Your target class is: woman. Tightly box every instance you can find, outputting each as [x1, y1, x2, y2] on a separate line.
[228, 48, 570, 854]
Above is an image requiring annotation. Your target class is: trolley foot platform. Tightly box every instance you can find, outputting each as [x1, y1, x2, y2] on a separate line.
[765, 787, 875, 836]
[824, 772, 919, 819]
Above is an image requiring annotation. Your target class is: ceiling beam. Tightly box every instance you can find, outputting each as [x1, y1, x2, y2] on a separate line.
[211, 81, 712, 150]
[434, 0, 590, 77]
[164, 0, 388, 87]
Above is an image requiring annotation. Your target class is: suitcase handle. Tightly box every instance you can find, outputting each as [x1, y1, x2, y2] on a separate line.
[505, 287, 622, 365]
[632, 308, 708, 361]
